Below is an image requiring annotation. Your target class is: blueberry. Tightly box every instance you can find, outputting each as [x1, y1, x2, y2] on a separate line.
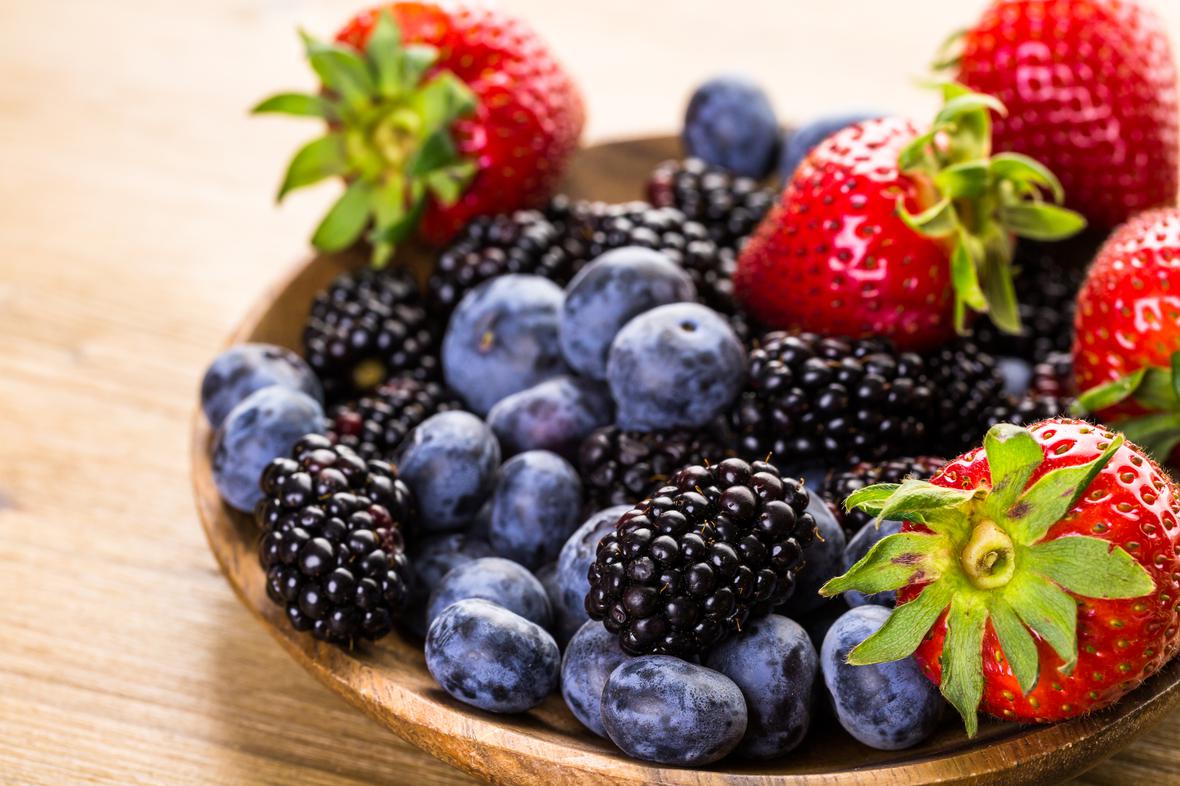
[467, 499, 493, 542]
[532, 562, 571, 644]
[779, 492, 846, 615]
[487, 376, 614, 460]
[211, 387, 324, 512]
[426, 598, 560, 714]
[561, 621, 630, 737]
[778, 111, 882, 182]
[201, 343, 323, 429]
[705, 615, 817, 759]
[683, 76, 779, 178]
[560, 247, 697, 380]
[397, 411, 501, 531]
[607, 302, 746, 431]
[404, 532, 497, 637]
[799, 596, 851, 655]
[553, 505, 630, 638]
[843, 519, 903, 607]
[998, 356, 1033, 397]
[601, 655, 747, 765]
[426, 556, 551, 629]
[821, 605, 943, 750]
[488, 451, 583, 570]
[442, 274, 567, 415]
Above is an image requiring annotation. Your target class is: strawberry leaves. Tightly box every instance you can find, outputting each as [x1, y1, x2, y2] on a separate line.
[1075, 351, 1180, 462]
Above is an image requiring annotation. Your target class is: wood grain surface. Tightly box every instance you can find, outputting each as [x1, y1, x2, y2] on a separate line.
[3, 1, 1180, 784]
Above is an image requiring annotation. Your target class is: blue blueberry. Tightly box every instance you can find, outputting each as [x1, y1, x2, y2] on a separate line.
[487, 376, 614, 460]
[211, 386, 324, 512]
[683, 76, 779, 178]
[425, 598, 560, 714]
[843, 519, 903, 607]
[201, 343, 323, 429]
[442, 274, 567, 415]
[489, 451, 583, 569]
[779, 492, 847, 616]
[998, 356, 1033, 397]
[821, 605, 943, 750]
[601, 655, 747, 766]
[403, 532, 497, 637]
[799, 596, 851, 655]
[561, 621, 630, 737]
[705, 615, 818, 759]
[553, 505, 630, 637]
[560, 247, 697, 380]
[397, 411, 501, 532]
[607, 302, 746, 431]
[778, 111, 882, 182]
[467, 500, 493, 542]
[426, 556, 551, 629]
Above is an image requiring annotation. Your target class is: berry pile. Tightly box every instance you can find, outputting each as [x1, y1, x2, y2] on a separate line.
[822, 455, 947, 539]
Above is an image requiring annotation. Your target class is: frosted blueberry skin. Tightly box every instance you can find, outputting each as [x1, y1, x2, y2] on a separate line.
[487, 375, 614, 461]
[821, 605, 944, 750]
[397, 411, 501, 532]
[488, 451, 584, 570]
[777, 111, 882, 181]
[442, 274, 567, 415]
[683, 76, 780, 178]
[843, 519, 904, 607]
[201, 343, 323, 429]
[559, 247, 697, 380]
[425, 598, 560, 714]
[403, 532, 496, 637]
[780, 493, 847, 616]
[607, 302, 746, 431]
[705, 614, 818, 759]
[553, 505, 631, 639]
[426, 556, 551, 629]
[211, 386, 324, 512]
[561, 621, 630, 737]
[601, 655, 748, 766]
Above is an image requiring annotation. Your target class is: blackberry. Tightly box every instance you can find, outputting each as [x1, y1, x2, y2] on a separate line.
[578, 425, 732, 511]
[730, 332, 932, 468]
[646, 158, 776, 251]
[303, 267, 439, 402]
[586, 458, 816, 658]
[257, 434, 415, 645]
[1032, 351, 1075, 398]
[922, 340, 1007, 456]
[822, 456, 947, 539]
[983, 392, 1075, 432]
[326, 376, 460, 462]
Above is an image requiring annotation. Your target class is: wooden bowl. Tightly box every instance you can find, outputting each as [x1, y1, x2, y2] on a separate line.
[192, 135, 1180, 786]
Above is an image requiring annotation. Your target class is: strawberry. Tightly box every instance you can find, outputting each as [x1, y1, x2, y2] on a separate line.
[953, 0, 1180, 229]
[734, 85, 1085, 352]
[254, 3, 584, 264]
[1073, 208, 1180, 462]
[823, 419, 1179, 735]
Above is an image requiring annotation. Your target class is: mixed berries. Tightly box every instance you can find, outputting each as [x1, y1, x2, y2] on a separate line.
[197, 0, 1180, 772]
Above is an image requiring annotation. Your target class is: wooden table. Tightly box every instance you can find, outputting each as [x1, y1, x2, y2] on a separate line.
[2, 1, 1178, 783]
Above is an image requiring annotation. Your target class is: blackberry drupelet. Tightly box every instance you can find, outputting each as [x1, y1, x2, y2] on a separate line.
[326, 376, 460, 462]
[822, 456, 947, 539]
[730, 332, 932, 468]
[303, 267, 439, 402]
[257, 434, 415, 645]
[921, 340, 1006, 456]
[578, 425, 732, 511]
[646, 158, 776, 251]
[586, 458, 816, 658]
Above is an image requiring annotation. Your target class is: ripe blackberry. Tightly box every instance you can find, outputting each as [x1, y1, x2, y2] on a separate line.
[303, 267, 439, 402]
[983, 392, 1075, 432]
[646, 158, 776, 251]
[921, 340, 1006, 456]
[586, 458, 816, 658]
[257, 434, 415, 645]
[822, 456, 947, 539]
[326, 377, 460, 462]
[578, 425, 732, 511]
[730, 332, 932, 468]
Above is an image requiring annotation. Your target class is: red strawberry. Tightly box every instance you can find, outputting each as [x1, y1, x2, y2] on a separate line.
[1073, 208, 1180, 462]
[954, 0, 1179, 229]
[823, 419, 1179, 734]
[734, 85, 1085, 352]
[255, 3, 584, 264]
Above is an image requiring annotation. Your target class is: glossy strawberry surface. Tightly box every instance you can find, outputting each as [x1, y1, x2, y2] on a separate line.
[957, 0, 1179, 229]
[900, 419, 1180, 722]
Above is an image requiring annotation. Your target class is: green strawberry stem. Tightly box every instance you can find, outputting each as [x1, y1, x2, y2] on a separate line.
[897, 83, 1087, 336]
[1074, 350, 1180, 461]
[821, 423, 1154, 737]
[253, 11, 477, 266]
